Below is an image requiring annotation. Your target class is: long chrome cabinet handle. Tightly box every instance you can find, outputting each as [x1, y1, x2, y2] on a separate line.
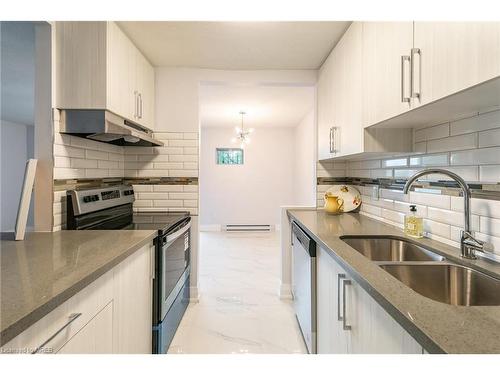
[337, 273, 346, 321]
[401, 55, 411, 103]
[329, 127, 335, 154]
[410, 47, 421, 99]
[342, 279, 352, 331]
[139, 93, 143, 119]
[33, 313, 82, 354]
[134, 90, 138, 118]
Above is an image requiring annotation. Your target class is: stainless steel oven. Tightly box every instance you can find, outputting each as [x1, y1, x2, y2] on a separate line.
[153, 217, 191, 353]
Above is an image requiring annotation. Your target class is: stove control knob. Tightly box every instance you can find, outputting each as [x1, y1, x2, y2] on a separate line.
[83, 196, 91, 203]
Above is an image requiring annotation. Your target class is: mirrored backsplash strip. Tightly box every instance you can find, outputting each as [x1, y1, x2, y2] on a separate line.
[317, 177, 500, 201]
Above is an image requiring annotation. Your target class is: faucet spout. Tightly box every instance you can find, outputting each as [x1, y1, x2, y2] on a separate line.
[402, 168, 483, 259]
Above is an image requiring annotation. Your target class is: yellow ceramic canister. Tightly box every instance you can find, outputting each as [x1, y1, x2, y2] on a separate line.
[324, 192, 344, 215]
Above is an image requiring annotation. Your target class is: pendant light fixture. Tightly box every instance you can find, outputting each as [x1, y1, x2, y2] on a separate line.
[231, 111, 254, 148]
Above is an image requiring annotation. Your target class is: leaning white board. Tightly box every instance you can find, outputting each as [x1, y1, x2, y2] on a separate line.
[15, 159, 37, 240]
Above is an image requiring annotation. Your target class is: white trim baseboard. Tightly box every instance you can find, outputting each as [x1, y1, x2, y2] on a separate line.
[199, 224, 222, 232]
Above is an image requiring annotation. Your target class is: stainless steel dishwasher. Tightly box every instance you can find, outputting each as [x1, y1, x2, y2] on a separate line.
[292, 221, 317, 354]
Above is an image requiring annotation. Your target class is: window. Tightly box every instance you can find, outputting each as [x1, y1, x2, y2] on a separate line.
[216, 148, 244, 165]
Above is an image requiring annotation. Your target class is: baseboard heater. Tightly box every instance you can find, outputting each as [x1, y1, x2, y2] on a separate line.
[224, 224, 273, 232]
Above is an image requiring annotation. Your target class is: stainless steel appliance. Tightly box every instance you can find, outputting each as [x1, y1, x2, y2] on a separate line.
[60, 109, 164, 147]
[66, 185, 191, 353]
[292, 221, 317, 354]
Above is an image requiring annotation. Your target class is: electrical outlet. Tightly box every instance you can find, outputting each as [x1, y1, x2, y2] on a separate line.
[371, 185, 379, 201]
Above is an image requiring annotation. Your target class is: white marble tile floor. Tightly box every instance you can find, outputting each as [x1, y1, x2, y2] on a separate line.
[168, 231, 307, 354]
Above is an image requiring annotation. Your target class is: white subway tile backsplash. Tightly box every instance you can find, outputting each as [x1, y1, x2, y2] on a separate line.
[414, 142, 426, 153]
[370, 169, 393, 178]
[479, 165, 500, 182]
[169, 170, 198, 177]
[54, 156, 71, 168]
[393, 169, 421, 179]
[450, 147, 500, 165]
[154, 132, 184, 140]
[480, 216, 500, 237]
[426, 133, 477, 153]
[169, 193, 198, 200]
[71, 158, 98, 169]
[381, 209, 405, 224]
[168, 139, 199, 147]
[85, 149, 109, 160]
[54, 144, 85, 158]
[450, 116, 479, 136]
[380, 189, 408, 202]
[183, 185, 199, 192]
[85, 169, 109, 178]
[451, 110, 500, 135]
[409, 153, 448, 167]
[54, 168, 85, 179]
[426, 123, 450, 140]
[423, 219, 451, 239]
[153, 185, 184, 192]
[183, 147, 199, 155]
[154, 162, 184, 170]
[451, 197, 500, 220]
[478, 128, 500, 148]
[409, 191, 450, 209]
[156, 147, 184, 155]
[360, 203, 382, 216]
[427, 207, 479, 230]
[153, 200, 184, 208]
[382, 158, 408, 168]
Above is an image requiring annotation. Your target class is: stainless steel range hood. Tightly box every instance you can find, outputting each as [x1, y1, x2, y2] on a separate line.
[59, 110, 164, 147]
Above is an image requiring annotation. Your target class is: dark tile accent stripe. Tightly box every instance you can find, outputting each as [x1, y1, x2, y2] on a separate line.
[54, 177, 198, 191]
[317, 177, 500, 201]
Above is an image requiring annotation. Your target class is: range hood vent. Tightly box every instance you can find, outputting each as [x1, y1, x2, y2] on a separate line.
[59, 110, 164, 147]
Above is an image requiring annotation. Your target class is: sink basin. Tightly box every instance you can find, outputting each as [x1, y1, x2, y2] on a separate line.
[380, 263, 500, 306]
[341, 236, 445, 262]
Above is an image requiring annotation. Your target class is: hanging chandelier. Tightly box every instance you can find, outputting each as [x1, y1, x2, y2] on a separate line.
[231, 111, 254, 148]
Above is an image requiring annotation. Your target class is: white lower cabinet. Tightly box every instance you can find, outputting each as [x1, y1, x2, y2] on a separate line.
[317, 246, 423, 354]
[1, 242, 154, 354]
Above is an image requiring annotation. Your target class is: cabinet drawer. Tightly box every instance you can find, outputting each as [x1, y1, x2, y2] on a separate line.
[57, 302, 113, 354]
[2, 270, 113, 354]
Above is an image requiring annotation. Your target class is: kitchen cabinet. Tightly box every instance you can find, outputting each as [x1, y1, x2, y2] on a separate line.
[413, 22, 500, 106]
[1, 242, 154, 354]
[112, 242, 154, 354]
[317, 246, 423, 354]
[317, 45, 336, 160]
[362, 22, 414, 128]
[56, 21, 155, 131]
[317, 22, 413, 161]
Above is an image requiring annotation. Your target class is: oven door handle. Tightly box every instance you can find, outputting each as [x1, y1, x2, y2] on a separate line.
[165, 221, 191, 244]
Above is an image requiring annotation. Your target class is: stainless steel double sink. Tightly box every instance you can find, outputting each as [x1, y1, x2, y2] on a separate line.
[340, 236, 500, 306]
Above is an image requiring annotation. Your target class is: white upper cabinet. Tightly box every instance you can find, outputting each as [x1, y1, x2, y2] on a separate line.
[317, 48, 336, 160]
[56, 21, 155, 131]
[413, 22, 500, 106]
[334, 22, 363, 158]
[361, 22, 414, 127]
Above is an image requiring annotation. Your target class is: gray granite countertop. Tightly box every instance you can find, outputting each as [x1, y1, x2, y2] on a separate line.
[288, 209, 500, 354]
[0, 230, 157, 346]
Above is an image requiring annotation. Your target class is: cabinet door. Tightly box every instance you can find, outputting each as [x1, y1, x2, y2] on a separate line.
[135, 50, 155, 130]
[414, 22, 500, 106]
[57, 302, 113, 354]
[317, 247, 349, 353]
[362, 22, 414, 127]
[112, 243, 153, 354]
[317, 52, 335, 161]
[336, 22, 363, 157]
[107, 21, 137, 121]
[347, 279, 422, 354]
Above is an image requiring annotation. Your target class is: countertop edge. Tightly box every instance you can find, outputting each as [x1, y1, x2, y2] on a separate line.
[0, 230, 157, 347]
[287, 210, 446, 354]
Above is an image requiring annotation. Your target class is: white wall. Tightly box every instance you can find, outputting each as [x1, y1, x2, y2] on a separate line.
[155, 68, 317, 132]
[1, 120, 34, 231]
[200, 126, 295, 227]
[293, 110, 316, 206]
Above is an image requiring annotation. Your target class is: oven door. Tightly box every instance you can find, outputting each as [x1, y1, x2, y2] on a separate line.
[160, 219, 191, 321]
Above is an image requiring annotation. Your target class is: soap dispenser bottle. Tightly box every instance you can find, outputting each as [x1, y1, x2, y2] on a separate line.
[404, 205, 424, 238]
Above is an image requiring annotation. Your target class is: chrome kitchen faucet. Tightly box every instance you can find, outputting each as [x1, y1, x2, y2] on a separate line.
[403, 169, 484, 260]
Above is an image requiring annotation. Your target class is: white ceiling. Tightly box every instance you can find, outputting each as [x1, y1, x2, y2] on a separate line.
[117, 21, 350, 69]
[199, 84, 315, 128]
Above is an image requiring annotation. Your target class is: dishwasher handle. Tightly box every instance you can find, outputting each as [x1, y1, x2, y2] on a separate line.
[291, 221, 316, 257]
